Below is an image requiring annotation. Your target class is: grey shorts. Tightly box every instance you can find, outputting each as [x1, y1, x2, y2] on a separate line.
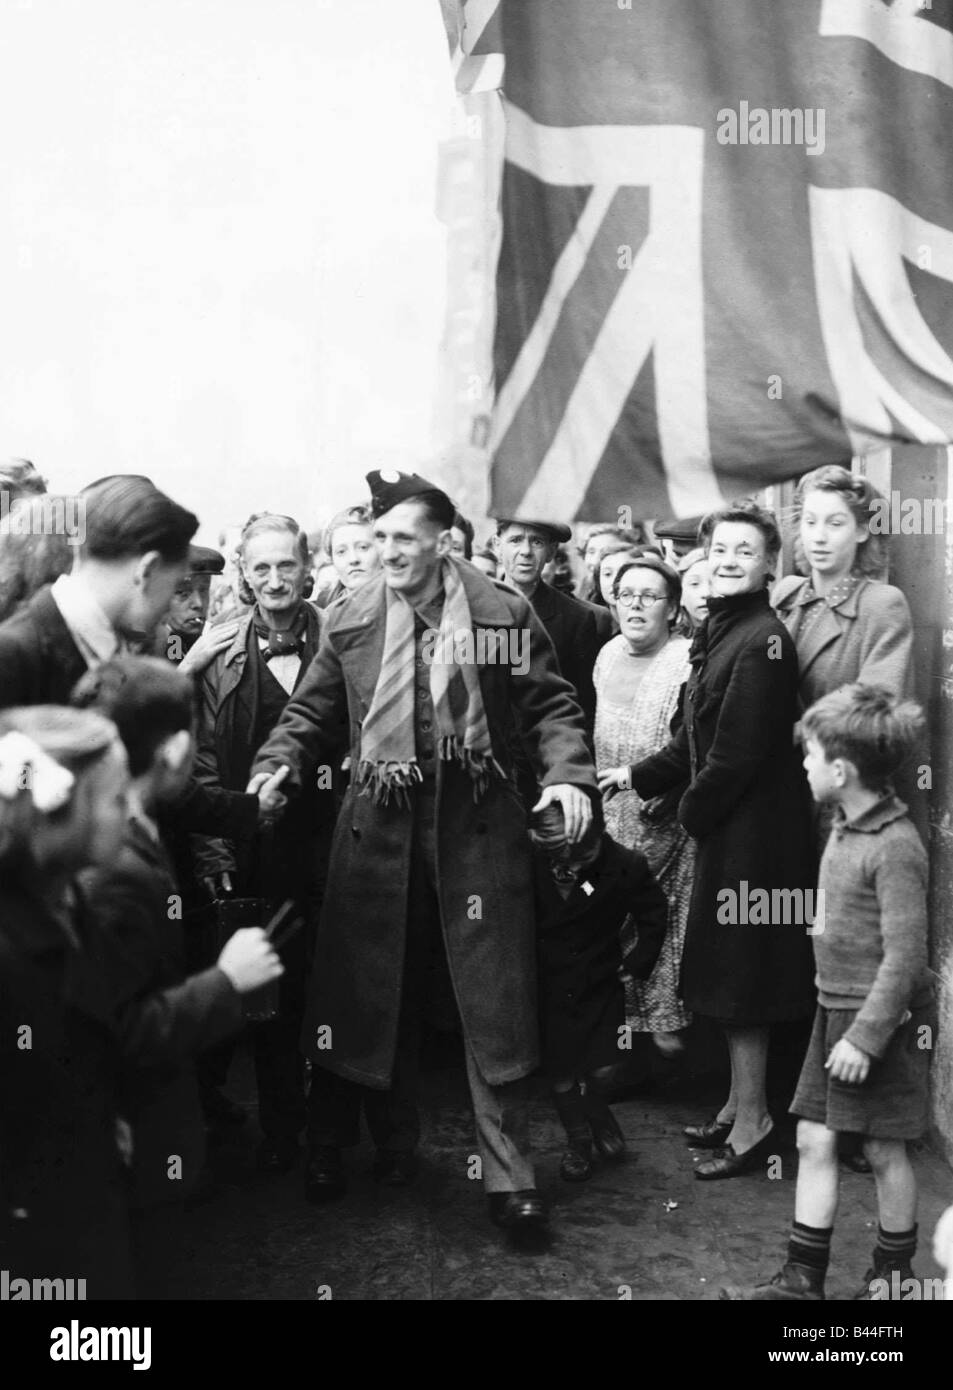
[790, 1004, 932, 1140]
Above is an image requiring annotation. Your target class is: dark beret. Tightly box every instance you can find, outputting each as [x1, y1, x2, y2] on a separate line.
[366, 469, 454, 529]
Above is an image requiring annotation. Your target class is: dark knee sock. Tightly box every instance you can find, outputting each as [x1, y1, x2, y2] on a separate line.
[874, 1224, 917, 1269]
[787, 1220, 833, 1273]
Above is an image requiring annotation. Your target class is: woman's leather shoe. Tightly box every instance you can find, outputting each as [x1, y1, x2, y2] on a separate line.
[694, 1127, 776, 1181]
[683, 1117, 733, 1149]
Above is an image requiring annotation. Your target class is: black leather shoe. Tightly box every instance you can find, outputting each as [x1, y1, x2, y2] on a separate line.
[560, 1144, 594, 1183]
[684, 1117, 733, 1149]
[304, 1146, 347, 1203]
[372, 1150, 419, 1186]
[256, 1136, 299, 1174]
[720, 1261, 825, 1301]
[694, 1127, 776, 1181]
[488, 1190, 549, 1247]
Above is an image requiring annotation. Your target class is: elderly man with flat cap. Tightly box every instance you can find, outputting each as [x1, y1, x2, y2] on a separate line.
[247, 469, 597, 1241]
[495, 517, 608, 739]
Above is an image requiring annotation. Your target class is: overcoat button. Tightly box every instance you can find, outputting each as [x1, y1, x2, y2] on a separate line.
[351, 826, 361, 839]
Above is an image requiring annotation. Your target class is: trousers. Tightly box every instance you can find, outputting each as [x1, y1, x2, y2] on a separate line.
[307, 788, 535, 1192]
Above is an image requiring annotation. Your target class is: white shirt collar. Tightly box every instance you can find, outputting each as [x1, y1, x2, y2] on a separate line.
[50, 572, 121, 667]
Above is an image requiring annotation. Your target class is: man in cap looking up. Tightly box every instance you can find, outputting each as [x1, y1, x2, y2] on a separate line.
[248, 468, 597, 1243]
[155, 543, 241, 677]
[495, 517, 607, 738]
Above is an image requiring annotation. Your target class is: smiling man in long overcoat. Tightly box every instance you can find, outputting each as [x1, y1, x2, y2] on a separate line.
[248, 470, 596, 1240]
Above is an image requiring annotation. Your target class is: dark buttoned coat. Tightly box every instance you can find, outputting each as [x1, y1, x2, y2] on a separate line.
[631, 588, 816, 1025]
[250, 563, 597, 1088]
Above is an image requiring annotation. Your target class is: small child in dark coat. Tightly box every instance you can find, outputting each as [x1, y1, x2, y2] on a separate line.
[530, 803, 669, 1181]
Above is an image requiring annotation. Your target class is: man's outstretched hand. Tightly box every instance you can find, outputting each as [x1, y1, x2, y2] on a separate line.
[531, 784, 593, 843]
[247, 765, 291, 825]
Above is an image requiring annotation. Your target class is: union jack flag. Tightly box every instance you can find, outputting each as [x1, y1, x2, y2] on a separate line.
[478, 0, 953, 521]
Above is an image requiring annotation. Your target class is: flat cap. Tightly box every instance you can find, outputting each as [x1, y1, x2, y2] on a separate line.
[495, 517, 572, 543]
[652, 515, 704, 544]
[186, 543, 225, 575]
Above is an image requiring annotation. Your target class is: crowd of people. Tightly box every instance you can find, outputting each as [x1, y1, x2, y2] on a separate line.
[0, 454, 951, 1302]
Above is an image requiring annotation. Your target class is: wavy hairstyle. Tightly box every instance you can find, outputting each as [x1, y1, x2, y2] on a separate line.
[789, 465, 888, 578]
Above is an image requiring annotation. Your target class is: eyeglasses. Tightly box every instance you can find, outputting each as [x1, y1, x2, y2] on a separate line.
[616, 589, 667, 609]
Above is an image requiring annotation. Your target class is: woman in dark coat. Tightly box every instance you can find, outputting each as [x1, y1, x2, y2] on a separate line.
[628, 502, 816, 1180]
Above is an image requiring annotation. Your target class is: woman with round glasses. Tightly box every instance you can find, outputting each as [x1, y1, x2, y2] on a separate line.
[627, 502, 816, 1180]
[594, 554, 694, 1056]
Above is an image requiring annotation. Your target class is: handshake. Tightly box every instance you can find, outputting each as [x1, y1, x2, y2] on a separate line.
[247, 764, 292, 826]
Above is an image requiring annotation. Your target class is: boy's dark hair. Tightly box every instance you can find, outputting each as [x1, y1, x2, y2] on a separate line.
[79, 475, 198, 563]
[800, 683, 924, 790]
[528, 798, 604, 854]
[71, 655, 197, 777]
[698, 497, 782, 558]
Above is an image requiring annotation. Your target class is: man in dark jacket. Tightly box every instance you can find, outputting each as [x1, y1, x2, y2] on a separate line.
[192, 513, 336, 1173]
[495, 518, 609, 811]
[495, 518, 608, 734]
[0, 475, 271, 844]
[248, 470, 598, 1242]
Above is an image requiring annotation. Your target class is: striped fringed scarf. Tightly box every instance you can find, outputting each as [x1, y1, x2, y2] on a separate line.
[355, 557, 504, 806]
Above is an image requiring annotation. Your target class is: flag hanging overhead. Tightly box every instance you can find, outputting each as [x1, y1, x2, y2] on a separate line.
[484, 0, 953, 522]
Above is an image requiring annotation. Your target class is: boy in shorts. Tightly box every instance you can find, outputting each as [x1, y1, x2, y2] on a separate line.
[722, 683, 933, 1301]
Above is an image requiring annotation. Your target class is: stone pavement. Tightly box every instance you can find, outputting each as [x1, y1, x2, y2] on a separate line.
[179, 1036, 952, 1302]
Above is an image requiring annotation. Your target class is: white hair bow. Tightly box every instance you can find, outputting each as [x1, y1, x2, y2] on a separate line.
[0, 731, 75, 812]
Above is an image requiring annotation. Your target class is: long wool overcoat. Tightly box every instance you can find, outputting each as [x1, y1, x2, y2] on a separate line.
[631, 588, 816, 1026]
[250, 562, 597, 1088]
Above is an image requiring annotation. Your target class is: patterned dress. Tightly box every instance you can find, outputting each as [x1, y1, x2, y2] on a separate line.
[594, 634, 694, 1032]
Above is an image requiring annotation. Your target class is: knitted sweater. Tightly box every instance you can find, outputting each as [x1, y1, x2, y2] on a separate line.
[814, 794, 931, 1058]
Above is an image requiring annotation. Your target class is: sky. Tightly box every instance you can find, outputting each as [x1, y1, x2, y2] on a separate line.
[0, 0, 455, 541]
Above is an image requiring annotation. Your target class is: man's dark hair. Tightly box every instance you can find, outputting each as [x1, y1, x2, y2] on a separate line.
[71, 655, 197, 777]
[415, 490, 456, 531]
[79, 475, 198, 563]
